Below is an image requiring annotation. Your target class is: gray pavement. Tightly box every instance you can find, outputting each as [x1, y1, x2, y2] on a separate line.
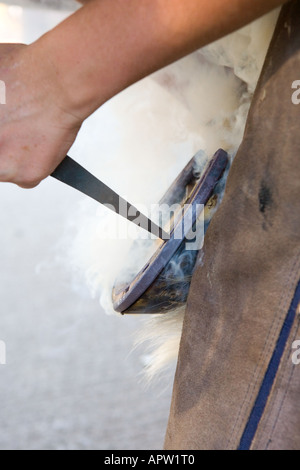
[0, 164, 174, 451]
[0, 2, 175, 450]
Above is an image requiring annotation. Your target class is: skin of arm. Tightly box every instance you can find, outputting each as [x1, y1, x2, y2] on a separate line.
[0, 0, 287, 188]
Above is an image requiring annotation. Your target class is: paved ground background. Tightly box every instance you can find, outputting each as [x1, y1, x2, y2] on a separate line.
[0, 2, 175, 450]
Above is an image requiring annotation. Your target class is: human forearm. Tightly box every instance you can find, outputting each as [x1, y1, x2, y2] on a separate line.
[0, 0, 288, 187]
[36, 0, 287, 120]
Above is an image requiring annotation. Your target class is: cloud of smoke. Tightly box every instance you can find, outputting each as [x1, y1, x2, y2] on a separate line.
[61, 10, 279, 375]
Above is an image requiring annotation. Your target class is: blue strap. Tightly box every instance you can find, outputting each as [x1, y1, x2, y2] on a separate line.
[238, 280, 300, 450]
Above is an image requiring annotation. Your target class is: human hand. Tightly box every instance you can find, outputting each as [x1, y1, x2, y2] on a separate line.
[0, 43, 82, 188]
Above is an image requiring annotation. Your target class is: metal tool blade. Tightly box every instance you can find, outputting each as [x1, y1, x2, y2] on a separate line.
[51, 156, 169, 241]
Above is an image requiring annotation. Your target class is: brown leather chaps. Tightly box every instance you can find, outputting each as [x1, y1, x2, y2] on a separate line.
[165, 0, 300, 450]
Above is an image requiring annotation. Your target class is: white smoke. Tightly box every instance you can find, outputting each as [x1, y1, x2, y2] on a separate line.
[62, 10, 279, 378]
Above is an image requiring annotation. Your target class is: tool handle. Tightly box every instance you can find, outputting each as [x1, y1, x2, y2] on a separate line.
[51, 156, 169, 240]
[51, 156, 119, 206]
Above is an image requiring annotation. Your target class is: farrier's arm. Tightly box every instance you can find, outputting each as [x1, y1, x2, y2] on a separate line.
[0, 0, 286, 188]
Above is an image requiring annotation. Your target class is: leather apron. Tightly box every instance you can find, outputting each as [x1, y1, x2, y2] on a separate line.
[165, 0, 300, 450]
